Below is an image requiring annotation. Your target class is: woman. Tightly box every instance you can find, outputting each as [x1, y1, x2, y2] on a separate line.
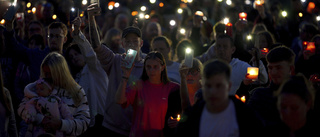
[151, 36, 181, 84]
[115, 51, 180, 137]
[18, 52, 90, 136]
[163, 58, 203, 137]
[0, 65, 18, 137]
[264, 74, 320, 137]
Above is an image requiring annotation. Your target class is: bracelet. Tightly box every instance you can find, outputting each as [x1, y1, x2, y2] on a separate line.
[122, 76, 129, 80]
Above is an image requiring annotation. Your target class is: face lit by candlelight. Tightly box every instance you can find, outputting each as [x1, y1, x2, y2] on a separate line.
[267, 61, 293, 85]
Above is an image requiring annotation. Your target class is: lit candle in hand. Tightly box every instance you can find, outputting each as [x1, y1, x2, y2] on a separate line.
[240, 96, 246, 103]
[239, 12, 247, 20]
[247, 67, 259, 80]
[306, 42, 316, 54]
[177, 114, 181, 121]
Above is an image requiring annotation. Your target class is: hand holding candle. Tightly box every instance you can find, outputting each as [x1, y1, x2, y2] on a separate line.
[260, 48, 269, 55]
[305, 42, 316, 54]
[177, 114, 181, 121]
[247, 67, 259, 80]
[239, 12, 247, 21]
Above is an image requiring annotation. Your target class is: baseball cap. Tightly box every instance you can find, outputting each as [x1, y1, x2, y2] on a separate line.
[122, 26, 142, 38]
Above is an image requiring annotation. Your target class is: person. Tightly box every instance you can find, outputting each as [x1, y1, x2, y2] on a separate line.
[247, 46, 295, 129]
[141, 22, 162, 54]
[151, 36, 181, 84]
[4, 19, 68, 83]
[0, 65, 18, 137]
[174, 39, 193, 63]
[18, 52, 90, 136]
[87, 3, 145, 137]
[19, 78, 73, 137]
[65, 17, 109, 136]
[203, 34, 268, 95]
[102, 27, 125, 54]
[115, 51, 180, 137]
[163, 58, 203, 137]
[263, 74, 320, 136]
[175, 59, 262, 137]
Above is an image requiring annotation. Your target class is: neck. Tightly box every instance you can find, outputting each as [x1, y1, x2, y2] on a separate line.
[148, 78, 162, 84]
[206, 98, 229, 113]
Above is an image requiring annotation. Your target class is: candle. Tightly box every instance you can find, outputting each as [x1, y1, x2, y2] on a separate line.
[240, 96, 246, 103]
[239, 12, 247, 20]
[177, 114, 181, 121]
[225, 23, 232, 37]
[306, 42, 316, 53]
[255, 0, 264, 6]
[260, 48, 269, 55]
[247, 67, 259, 80]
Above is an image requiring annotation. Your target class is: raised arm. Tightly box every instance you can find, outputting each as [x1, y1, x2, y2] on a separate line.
[115, 58, 134, 105]
[87, 3, 101, 49]
[179, 64, 191, 111]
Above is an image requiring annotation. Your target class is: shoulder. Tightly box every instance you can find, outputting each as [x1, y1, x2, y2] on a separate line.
[168, 81, 180, 89]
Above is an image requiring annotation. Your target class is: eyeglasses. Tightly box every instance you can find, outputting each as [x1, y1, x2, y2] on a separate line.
[188, 68, 200, 75]
[47, 34, 64, 39]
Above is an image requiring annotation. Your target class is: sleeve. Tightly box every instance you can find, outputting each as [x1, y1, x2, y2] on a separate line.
[163, 89, 182, 137]
[93, 43, 116, 75]
[60, 88, 90, 136]
[72, 31, 100, 70]
[5, 89, 18, 137]
[59, 99, 73, 120]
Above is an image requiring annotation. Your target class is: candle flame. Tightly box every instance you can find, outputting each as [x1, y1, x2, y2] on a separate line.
[177, 114, 181, 121]
[240, 96, 246, 103]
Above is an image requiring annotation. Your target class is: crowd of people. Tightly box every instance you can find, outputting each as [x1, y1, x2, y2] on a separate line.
[1, 0, 320, 137]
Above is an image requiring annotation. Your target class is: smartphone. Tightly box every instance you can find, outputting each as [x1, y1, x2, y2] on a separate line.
[184, 48, 194, 68]
[124, 49, 137, 68]
[4, 5, 19, 21]
[91, 0, 100, 7]
[16, 12, 24, 22]
[70, 7, 79, 22]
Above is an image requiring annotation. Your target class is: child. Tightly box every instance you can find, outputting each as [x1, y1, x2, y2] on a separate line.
[19, 78, 73, 137]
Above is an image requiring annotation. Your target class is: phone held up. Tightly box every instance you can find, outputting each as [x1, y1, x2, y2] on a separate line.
[124, 49, 138, 68]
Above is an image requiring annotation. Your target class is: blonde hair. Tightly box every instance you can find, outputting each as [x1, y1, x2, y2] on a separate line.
[40, 52, 81, 106]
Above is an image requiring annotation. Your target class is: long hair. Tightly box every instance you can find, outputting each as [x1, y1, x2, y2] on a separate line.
[151, 36, 172, 59]
[140, 51, 170, 84]
[40, 52, 81, 106]
[0, 65, 11, 115]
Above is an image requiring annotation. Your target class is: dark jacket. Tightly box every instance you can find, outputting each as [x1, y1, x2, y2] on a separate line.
[175, 96, 263, 137]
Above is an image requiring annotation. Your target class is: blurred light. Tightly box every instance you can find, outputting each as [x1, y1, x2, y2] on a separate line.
[150, 0, 156, 4]
[71, 7, 75, 12]
[27, 10, 31, 14]
[170, 20, 176, 26]
[131, 11, 138, 16]
[27, 2, 31, 8]
[195, 11, 204, 16]
[0, 19, 5, 25]
[217, 0, 223, 2]
[299, 12, 303, 17]
[226, 22, 232, 26]
[140, 6, 147, 11]
[281, 11, 287, 17]
[223, 18, 229, 24]
[108, 5, 114, 10]
[177, 8, 183, 14]
[180, 28, 186, 35]
[80, 11, 84, 17]
[139, 13, 145, 19]
[307, 2, 315, 13]
[226, 0, 232, 5]
[180, 3, 187, 8]
[114, 2, 120, 8]
[32, 7, 36, 14]
[317, 16, 320, 21]
[186, 48, 192, 53]
[187, 0, 193, 3]
[203, 16, 207, 21]
[159, 2, 164, 7]
[108, 1, 115, 6]
[181, 0, 188, 3]
[144, 14, 150, 19]
[301, 0, 306, 3]
[247, 35, 252, 40]
[52, 14, 57, 20]
[82, 0, 87, 5]
[245, 0, 251, 5]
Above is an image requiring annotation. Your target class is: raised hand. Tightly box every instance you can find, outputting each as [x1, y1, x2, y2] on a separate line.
[87, 3, 101, 18]
[72, 17, 81, 35]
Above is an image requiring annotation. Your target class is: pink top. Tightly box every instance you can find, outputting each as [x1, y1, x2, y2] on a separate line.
[124, 80, 180, 137]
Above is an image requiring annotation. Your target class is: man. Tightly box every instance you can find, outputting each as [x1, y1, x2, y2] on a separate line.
[141, 21, 162, 54]
[175, 59, 262, 137]
[4, 19, 67, 82]
[87, 3, 145, 137]
[247, 45, 295, 128]
[201, 34, 268, 95]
